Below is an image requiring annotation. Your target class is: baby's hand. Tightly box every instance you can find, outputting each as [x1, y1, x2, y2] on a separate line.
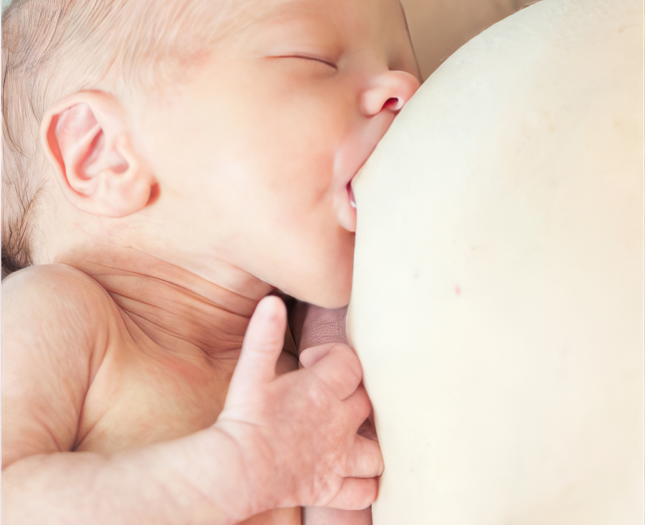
[289, 302, 377, 525]
[216, 296, 381, 515]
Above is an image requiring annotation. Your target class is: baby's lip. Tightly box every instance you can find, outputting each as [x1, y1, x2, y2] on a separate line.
[337, 139, 377, 191]
[336, 114, 394, 190]
[333, 114, 395, 232]
[347, 182, 356, 209]
[334, 150, 371, 233]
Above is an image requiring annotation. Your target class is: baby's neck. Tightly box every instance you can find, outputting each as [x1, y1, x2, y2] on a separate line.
[55, 246, 274, 360]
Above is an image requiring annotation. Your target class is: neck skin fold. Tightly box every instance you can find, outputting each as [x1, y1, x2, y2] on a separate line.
[55, 245, 274, 362]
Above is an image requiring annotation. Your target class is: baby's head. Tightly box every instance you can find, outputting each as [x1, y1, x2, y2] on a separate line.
[2, 0, 420, 307]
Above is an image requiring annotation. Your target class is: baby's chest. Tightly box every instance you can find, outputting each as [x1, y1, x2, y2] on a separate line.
[74, 344, 301, 524]
[74, 350, 229, 454]
[74, 343, 298, 455]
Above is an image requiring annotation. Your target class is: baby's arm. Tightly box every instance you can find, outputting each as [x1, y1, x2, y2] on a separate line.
[3, 266, 381, 524]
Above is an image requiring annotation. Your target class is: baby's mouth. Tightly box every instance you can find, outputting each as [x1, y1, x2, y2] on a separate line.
[335, 121, 392, 232]
[335, 177, 358, 233]
[347, 181, 356, 209]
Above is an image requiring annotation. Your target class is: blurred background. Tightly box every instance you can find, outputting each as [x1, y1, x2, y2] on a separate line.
[401, 0, 535, 79]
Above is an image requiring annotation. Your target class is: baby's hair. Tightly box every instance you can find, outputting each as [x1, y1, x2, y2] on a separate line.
[2, 0, 235, 278]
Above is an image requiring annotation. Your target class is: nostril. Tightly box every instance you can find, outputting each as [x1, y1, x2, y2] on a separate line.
[384, 97, 402, 111]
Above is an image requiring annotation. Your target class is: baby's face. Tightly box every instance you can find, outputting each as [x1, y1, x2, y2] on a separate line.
[132, 0, 420, 307]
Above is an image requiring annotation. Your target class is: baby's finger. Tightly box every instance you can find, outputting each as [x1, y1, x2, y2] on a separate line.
[289, 303, 348, 351]
[342, 384, 373, 432]
[299, 343, 334, 368]
[308, 344, 363, 400]
[227, 296, 287, 400]
[323, 477, 378, 510]
[344, 435, 384, 479]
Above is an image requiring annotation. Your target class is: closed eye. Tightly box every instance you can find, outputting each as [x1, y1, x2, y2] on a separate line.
[282, 55, 338, 70]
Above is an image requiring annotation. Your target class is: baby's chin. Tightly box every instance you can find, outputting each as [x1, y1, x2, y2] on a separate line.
[290, 286, 351, 309]
[311, 289, 352, 309]
[267, 235, 355, 307]
[282, 272, 352, 309]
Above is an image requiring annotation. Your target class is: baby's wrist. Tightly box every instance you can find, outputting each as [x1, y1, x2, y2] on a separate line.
[191, 424, 268, 522]
[118, 426, 265, 524]
[211, 419, 282, 516]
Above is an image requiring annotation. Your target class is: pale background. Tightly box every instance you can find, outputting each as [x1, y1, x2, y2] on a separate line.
[401, 0, 535, 79]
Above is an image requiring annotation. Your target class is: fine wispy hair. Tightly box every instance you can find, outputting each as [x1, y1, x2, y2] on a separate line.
[2, 0, 235, 278]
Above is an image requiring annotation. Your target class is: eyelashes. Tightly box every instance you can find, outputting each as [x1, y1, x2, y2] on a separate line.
[280, 55, 338, 70]
[297, 56, 338, 69]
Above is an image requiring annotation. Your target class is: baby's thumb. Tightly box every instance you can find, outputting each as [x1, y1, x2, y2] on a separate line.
[227, 296, 287, 399]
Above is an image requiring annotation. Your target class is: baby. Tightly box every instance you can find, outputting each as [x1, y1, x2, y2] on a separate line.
[1, 0, 420, 523]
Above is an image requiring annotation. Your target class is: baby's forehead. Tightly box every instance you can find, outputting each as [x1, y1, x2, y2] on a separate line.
[217, 0, 407, 33]
[299, 0, 404, 26]
[216, 0, 414, 60]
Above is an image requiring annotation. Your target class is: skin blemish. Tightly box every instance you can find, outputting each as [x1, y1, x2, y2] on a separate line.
[455, 285, 461, 296]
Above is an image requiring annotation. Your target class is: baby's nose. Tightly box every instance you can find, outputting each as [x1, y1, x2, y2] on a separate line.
[360, 71, 421, 116]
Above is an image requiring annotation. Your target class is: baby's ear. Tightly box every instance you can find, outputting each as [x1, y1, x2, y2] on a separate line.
[41, 90, 156, 218]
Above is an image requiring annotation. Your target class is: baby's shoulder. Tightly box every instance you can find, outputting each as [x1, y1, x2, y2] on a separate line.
[3, 263, 116, 354]
[3, 264, 123, 465]
[3, 262, 112, 311]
